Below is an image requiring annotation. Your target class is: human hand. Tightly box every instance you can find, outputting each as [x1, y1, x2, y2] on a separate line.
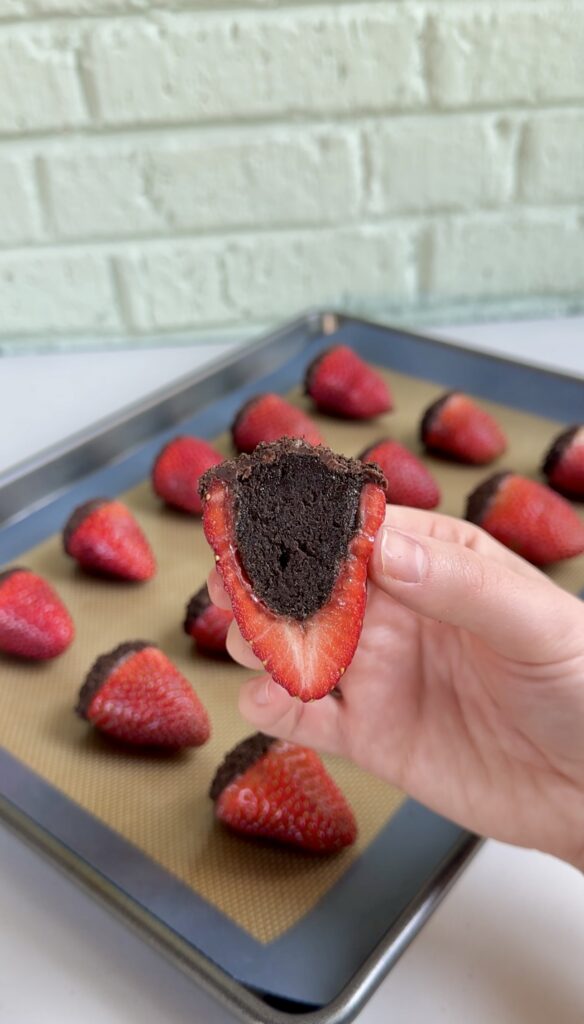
[209, 507, 584, 869]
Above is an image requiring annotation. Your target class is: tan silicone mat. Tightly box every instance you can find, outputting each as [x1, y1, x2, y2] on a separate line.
[0, 365, 582, 944]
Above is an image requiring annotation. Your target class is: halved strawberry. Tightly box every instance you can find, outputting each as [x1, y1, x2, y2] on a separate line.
[466, 472, 584, 565]
[360, 438, 440, 509]
[542, 425, 584, 500]
[0, 567, 74, 660]
[64, 499, 156, 581]
[305, 345, 392, 419]
[421, 391, 507, 465]
[199, 439, 386, 701]
[76, 641, 210, 748]
[232, 393, 323, 453]
[152, 436, 224, 514]
[184, 583, 233, 656]
[210, 733, 357, 853]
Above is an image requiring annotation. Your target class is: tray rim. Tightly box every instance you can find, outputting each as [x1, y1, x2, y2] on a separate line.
[0, 791, 482, 1024]
[2, 307, 581, 528]
[1, 306, 579, 1022]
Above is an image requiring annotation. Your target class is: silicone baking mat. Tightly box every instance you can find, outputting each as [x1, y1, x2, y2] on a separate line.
[0, 313, 582, 1021]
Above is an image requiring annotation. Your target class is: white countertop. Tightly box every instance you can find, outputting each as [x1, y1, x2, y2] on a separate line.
[1, 317, 583, 1024]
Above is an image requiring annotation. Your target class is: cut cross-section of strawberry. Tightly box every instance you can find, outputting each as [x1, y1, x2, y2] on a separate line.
[200, 439, 386, 701]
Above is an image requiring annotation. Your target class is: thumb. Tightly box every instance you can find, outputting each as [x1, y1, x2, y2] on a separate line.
[238, 675, 342, 755]
[369, 524, 576, 663]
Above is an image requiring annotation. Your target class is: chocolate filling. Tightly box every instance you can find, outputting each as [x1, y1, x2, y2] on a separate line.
[63, 498, 109, 552]
[183, 584, 211, 635]
[210, 732, 275, 802]
[76, 640, 151, 719]
[466, 471, 510, 525]
[201, 439, 384, 621]
[419, 391, 455, 445]
[542, 425, 580, 477]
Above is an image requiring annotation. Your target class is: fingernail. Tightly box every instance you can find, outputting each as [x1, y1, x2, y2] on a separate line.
[380, 528, 427, 583]
[250, 677, 272, 706]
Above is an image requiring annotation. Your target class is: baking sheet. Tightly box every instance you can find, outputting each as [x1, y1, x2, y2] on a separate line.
[0, 313, 582, 1021]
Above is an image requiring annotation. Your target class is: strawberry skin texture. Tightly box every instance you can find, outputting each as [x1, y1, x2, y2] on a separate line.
[232, 393, 324, 453]
[542, 425, 584, 500]
[80, 645, 210, 748]
[361, 439, 440, 509]
[215, 739, 357, 853]
[152, 436, 224, 514]
[467, 472, 584, 565]
[0, 568, 74, 660]
[64, 500, 156, 581]
[202, 478, 386, 700]
[184, 586, 233, 655]
[422, 392, 507, 465]
[306, 345, 392, 420]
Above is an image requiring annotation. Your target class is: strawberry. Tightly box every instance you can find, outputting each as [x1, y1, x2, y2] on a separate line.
[200, 439, 386, 701]
[76, 641, 210, 748]
[305, 345, 392, 420]
[542, 425, 584, 500]
[64, 499, 156, 581]
[152, 436, 224, 515]
[232, 393, 324, 453]
[210, 733, 357, 853]
[0, 567, 74, 660]
[466, 472, 584, 565]
[360, 438, 440, 509]
[184, 583, 233, 656]
[421, 391, 507, 465]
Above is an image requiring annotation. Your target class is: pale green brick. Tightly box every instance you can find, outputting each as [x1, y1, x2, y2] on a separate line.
[86, 6, 424, 126]
[0, 251, 120, 333]
[0, 28, 87, 133]
[0, 156, 42, 244]
[42, 128, 360, 238]
[428, 5, 584, 107]
[520, 113, 584, 204]
[427, 214, 584, 300]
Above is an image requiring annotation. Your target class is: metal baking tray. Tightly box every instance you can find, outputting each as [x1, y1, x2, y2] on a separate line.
[1, 311, 582, 1024]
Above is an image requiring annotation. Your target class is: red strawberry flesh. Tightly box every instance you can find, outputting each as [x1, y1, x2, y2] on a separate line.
[211, 733, 357, 853]
[184, 583, 233, 655]
[152, 436, 224, 514]
[64, 498, 156, 581]
[466, 471, 584, 565]
[232, 393, 324, 453]
[542, 425, 584, 500]
[421, 391, 507, 465]
[77, 641, 210, 748]
[0, 567, 74, 660]
[360, 438, 440, 509]
[200, 440, 386, 700]
[305, 345, 392, 420]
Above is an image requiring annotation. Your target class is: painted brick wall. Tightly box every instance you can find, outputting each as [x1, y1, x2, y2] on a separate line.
[0, 1, 583, 350]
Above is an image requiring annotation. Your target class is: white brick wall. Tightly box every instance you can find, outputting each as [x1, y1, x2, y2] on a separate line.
[0, 0, 582, 349]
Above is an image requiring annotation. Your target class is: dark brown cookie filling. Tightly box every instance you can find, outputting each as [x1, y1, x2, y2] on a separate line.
[200, 439, 384, 621]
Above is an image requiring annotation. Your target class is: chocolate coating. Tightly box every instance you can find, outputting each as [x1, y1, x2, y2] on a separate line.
[419, 391, 454, 445]
[466, 471, 511, 525]
[542, 425, 580, 477]
[63, 498, 109, 552]
[183, 584, 211, 635]
[210, 732, 275, 802]
[76, 640, 151, 719]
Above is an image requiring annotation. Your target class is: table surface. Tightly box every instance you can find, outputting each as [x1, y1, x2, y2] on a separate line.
[1, 317, 583, 1024]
